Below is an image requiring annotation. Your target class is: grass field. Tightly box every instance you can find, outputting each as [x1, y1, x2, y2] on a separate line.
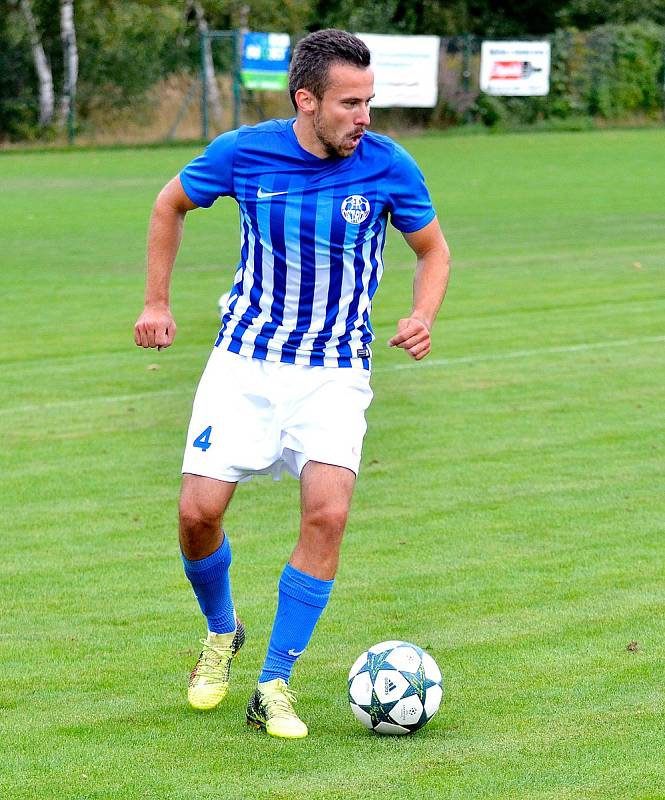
[1, 128, 664, 800]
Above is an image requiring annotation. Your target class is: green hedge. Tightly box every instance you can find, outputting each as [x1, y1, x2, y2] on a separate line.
[476, 21, 665, 127]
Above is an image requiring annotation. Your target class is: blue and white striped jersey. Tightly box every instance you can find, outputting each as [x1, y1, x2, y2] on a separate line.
[180, 118, 435, 370]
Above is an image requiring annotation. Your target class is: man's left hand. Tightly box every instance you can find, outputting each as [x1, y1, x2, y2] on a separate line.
[388, 317, 431, 360]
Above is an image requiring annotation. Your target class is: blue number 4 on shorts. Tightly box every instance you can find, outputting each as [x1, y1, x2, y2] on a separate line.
[193, 425, 213, 452]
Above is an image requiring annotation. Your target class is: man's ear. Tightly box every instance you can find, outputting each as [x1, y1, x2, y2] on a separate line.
[294, 88, 317, 115]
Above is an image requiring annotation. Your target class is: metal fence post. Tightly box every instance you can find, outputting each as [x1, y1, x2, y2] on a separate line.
[662, 36, 665, 121]
[463, 34, 473, 123]
[462, 34, 472, 95]
[233, 28, 242, 130]
[66, 37, 76, 145]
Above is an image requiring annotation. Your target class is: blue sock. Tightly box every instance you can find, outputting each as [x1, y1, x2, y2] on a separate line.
[181, 534, 236, 634]
[259, 563, 334, 684]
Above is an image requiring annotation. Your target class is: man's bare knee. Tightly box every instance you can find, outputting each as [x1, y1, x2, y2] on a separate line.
[178, 476, 236, 559]
[179, 496, 220, 537]
[302, 504, 349, 537]
[178, 499, 222, 560]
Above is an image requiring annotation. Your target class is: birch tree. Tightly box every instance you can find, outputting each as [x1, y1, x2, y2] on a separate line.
[185, 0, 223, 129]
[16, 0, 54, 126]
[58, 0, 78, 127]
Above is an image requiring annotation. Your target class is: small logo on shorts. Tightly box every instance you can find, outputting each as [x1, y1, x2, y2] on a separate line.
[341, 195, 371, 224]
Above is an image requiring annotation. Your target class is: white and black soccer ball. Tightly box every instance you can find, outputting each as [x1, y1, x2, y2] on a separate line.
[348, 640, 443, 735]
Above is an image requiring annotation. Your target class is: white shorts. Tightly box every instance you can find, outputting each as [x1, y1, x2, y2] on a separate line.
[181, 348, 373, 482]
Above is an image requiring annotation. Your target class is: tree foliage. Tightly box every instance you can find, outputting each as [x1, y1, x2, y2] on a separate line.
[0, 5, 39, 138]
[558, 0, 665, 27]
[310, 0, 468, 35]
[75, 1, 183, 115]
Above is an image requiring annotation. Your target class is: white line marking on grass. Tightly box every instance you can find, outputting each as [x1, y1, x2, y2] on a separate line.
[382, 334, 665, 371]
[0, 389, 184, 417]
[1, 335, 663, 416]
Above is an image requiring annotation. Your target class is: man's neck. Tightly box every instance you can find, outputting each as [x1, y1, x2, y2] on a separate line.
[292, 118, 328, 159]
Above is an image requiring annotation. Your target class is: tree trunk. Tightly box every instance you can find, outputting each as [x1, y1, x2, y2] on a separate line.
[237, 4, 250, 35]
[58, 0, 78, 128]
[19, 0, 54, 126]
[187, 0, 223, 129]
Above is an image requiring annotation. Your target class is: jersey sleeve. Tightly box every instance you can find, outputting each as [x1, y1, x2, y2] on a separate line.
[179, 129, 239, 208]
[385, 143, 436, 233]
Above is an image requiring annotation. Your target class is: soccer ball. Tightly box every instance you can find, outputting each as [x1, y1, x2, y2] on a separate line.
[348, 640, 443, 735]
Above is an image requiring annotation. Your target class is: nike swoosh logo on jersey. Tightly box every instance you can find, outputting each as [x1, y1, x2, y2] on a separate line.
[288, 648, 305, 657]
[257, 187, 288, 198]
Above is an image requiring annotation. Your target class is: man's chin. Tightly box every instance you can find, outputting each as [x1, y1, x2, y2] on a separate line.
[324, 144, 355, 159]
[338, 139, 361, 157]
[320, 134, 361, 159]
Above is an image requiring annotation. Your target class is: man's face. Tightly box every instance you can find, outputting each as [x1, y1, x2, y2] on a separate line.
[313, 63, 374, 158]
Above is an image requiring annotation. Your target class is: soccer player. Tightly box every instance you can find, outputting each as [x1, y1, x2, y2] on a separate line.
[134, 28, 450, 739]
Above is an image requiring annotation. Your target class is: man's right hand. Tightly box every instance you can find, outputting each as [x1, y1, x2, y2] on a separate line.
[134, 304, 177, 349]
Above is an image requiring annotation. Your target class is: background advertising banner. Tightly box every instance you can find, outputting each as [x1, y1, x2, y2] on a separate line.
[241, 32, 290, 91]
[357, 33, 440, 108]
[480, 41, 551, 96]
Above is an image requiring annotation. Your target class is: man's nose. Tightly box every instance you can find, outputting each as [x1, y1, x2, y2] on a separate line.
[355, 106, 370, 127]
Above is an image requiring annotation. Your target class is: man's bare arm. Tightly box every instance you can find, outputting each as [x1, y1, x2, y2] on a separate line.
[388, 218, 451, 360]
[134, 176, 198, 349]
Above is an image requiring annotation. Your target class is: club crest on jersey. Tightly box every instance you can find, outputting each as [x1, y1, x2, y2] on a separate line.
[341, 195, 371, 224]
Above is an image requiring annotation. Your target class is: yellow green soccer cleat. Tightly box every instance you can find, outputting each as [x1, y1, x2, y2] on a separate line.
[246, 678, 309, 739]
[188, 620, 245, 710]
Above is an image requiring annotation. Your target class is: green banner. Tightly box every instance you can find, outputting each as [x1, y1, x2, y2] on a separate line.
[241, 70, 288, 91]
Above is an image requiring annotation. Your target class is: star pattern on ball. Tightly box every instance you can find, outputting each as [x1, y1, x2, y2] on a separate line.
[358, 648, 396, 683]
[367, 688, 399, 728]
[401, 663, 440, 700]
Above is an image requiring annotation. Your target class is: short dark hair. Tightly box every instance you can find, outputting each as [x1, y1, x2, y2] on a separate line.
[288, 29, 371, 110]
